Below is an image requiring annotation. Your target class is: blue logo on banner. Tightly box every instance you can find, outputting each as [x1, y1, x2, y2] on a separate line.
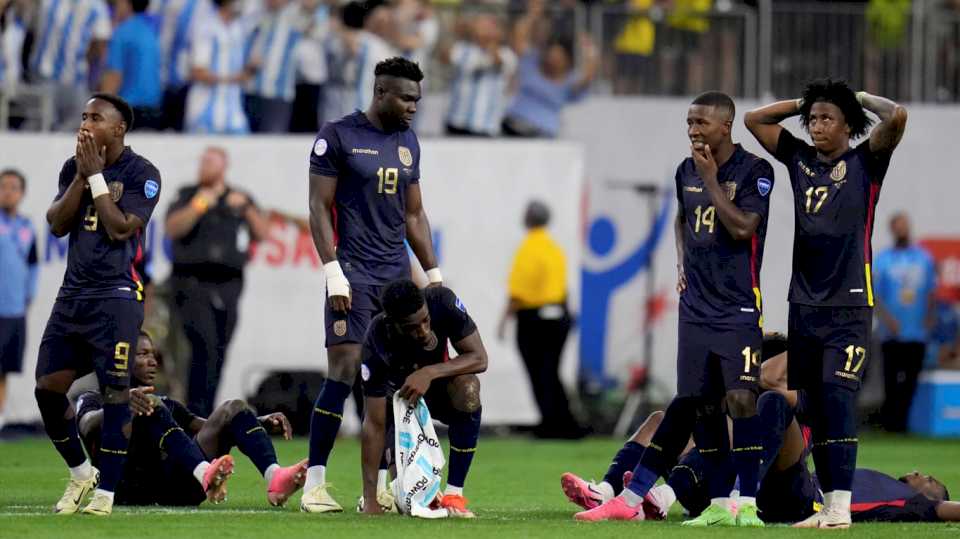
[144, 179, 159, 199]
[757, 177, 772, 197]
[399, 432, 414, 450]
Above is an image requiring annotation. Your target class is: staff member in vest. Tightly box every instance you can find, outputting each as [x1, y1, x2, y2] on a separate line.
[165, 146, 270, 416]
[498, 200, 586, 439]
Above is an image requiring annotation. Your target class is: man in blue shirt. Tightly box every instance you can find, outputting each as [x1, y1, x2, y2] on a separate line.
[102, 0, 164, 129]
[873, 213, 936, 432]
[0, 168, 37, 431]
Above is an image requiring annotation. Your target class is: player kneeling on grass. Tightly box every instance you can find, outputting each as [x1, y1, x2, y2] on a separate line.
[360, 280, 486, 517]
[75, 331, 307, 507]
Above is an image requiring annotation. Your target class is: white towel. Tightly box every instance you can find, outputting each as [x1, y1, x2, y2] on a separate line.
[391, 393, 449, 519]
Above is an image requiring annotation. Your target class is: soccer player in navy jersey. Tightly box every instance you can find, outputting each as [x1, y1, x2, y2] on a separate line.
[576, 92, 774, 526]
[75, 332, 307, 508]
[303, 57, 443, 513]
[745, 79, 908, 528]
[34, 94, 161, 516]
[359, 280, 486, 517]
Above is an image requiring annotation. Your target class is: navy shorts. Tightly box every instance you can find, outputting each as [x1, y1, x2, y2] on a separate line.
[325, 283, 385, 346]
[0, 316, 26, 374]
[787, 304, 872, 391]
[676, 321, 762, 398]
[757, 459, 821, 523]
[36, 298, 144, 389]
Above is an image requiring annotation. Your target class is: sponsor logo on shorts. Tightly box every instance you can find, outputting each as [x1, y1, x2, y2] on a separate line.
[739, 375, 757, 382]
[834, 370, 859, 381]
[333, 320, 347, 337]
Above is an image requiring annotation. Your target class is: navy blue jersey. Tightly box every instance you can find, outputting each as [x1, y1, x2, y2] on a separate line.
[309, 111, 421, 285]
[775, 130, 892, 307]
[848, 469, 940, 522]
[55, 147, 161, 301]
[676, 145, 774, 326]
[361, 287, 476, 398]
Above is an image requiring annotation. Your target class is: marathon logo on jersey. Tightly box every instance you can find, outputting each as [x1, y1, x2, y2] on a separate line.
[799, 161, 817, 177]
[144, 179, 159, 199]
[684, 185, 703, 193]
[109, 181, 124, 202]
[352, 148, 379, 155]
[757, 177, 772, 197]
[398, 146, 413, 167]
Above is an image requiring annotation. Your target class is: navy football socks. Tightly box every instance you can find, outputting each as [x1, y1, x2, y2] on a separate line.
[756, 390, 793, 481]
[98, 402, 132, 492]
[692, 405, 735, 500]
[146, 404, 206, 474]
[230, 408, 278, 476]
[446, 408, 481, 489]
[813, 385, 858, 493]
[625, 396, 698, 497]
[731, 415, 763, 498]
[603, 442, 644, 495]
[35, 388, 88, 468]
[308, 379, 352, 466]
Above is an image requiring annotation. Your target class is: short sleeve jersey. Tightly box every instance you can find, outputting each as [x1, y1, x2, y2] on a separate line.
[850, 469, 941, 522]
[774, 130, 892, 307]
[309, 111, 421, 285]
[361, 287, 477, 398]
[55, 147, 161, 301]
[675, 145, 775, 326]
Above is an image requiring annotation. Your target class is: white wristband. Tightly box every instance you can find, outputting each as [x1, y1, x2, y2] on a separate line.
[88, 173, 109, 200]
[425, 267, 443, 284]
[323, 260, 350, 298]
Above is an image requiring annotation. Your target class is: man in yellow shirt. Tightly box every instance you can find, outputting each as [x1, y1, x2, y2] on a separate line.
[499, 201, 586, 439]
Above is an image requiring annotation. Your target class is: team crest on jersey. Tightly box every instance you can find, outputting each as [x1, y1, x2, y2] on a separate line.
[109, 181, 124, 202]
[757, 177, 772, 196]
[722, 181, 737, 200]
[398, 146, 413, 167]
[831, 160, 847, 182]
[333, 320, 347, 337]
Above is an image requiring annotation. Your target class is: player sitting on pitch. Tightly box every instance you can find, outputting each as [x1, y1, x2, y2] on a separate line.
[359, 280, 487, 517]
[75, 331, 307, 507]
[564, 335, 960, 523]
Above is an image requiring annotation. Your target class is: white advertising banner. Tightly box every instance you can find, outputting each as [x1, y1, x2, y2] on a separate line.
[1, 134, 584, 427]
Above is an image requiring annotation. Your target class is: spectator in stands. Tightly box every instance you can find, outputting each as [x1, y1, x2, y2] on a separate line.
[290, 0, 332, 133]
[244, 0, 313, 133]
[392, 0, 438, 75]
[499, 200, 586, 439]
[502, 0, 598, 138]
[324, 1, 397, 120]
[442, 13, 517, 136]
[164, 146, 269, 416]
[930, 293, 960, 370]
[0, 0, 27, 97]
[156, 0, 215, 131]
[185, 0, 253, 134]
[101, 0, 164, 130]
[611, 0, 658, 95]
[874, 212, 937, 432]
[0, 168, 37, 431]
[29, 0, 112, 129]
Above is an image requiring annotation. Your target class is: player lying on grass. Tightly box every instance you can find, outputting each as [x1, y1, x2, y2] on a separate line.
[565, 335, 960, 523]
[360, 280, 487, 517]
[75, 331, 307, 507]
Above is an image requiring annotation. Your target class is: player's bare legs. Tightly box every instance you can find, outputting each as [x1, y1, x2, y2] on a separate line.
[35, 369, 99, 514]
[302, 343, 359, 513]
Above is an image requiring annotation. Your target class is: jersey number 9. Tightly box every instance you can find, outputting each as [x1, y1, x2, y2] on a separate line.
[377, 167, 398, 195]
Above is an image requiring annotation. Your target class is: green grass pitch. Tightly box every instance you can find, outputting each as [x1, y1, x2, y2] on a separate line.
[1, 433, 959, 537]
